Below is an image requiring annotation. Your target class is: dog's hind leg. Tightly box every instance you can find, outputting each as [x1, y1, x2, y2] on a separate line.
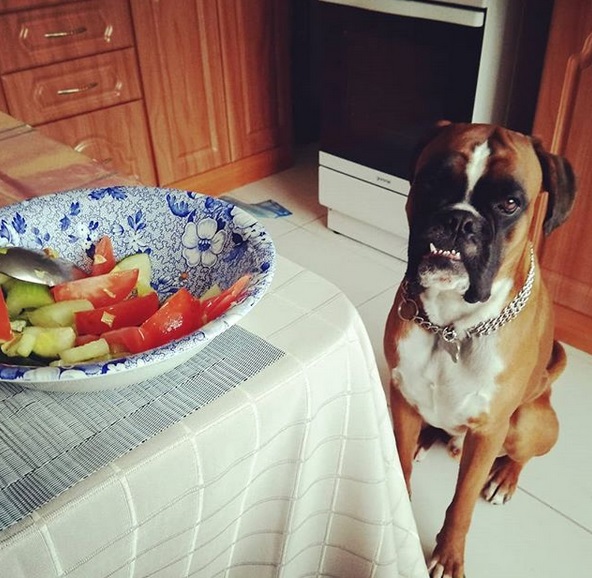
[414, 427, 448, 461]
[482, 342, 564, 505]
[483, 390, 560, 506]
[414, 427, 464, 461]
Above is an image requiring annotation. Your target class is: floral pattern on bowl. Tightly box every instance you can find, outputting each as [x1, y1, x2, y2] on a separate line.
[0, 186, 275, 392]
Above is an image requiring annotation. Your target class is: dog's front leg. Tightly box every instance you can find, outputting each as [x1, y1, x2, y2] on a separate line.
[390, 385, 423, 494]
[428, 423, 509, 578]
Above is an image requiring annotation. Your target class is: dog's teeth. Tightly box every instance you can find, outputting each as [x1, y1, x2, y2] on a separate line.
[428, 244, 462, 260]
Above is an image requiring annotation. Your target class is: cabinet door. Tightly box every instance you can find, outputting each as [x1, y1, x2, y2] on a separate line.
[218, 0, 291, 160]
[37, 101, 156, 184]
[130, 0, 231, 185]
[533, 0, 592, 350]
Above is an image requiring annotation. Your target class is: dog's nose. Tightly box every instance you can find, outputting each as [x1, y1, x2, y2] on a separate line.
[444, 209, 478, 236]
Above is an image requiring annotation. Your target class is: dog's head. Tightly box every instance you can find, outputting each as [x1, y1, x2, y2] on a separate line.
[404, 122, 576, 303]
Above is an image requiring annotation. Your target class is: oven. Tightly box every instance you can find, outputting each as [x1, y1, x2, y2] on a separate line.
[318, 0, 529, 260]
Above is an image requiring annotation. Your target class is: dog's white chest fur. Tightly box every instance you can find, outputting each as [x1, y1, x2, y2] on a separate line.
[394, 328, 503, 434]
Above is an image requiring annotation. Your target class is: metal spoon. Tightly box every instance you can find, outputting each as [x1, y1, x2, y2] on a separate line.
[0, 247, 85, 287]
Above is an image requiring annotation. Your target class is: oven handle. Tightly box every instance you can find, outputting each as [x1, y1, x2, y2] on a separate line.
[319, 0, 485, 28]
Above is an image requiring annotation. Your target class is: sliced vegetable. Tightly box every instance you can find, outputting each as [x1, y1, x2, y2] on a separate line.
[75, 291, 159, 335]
[22, 326, 77, 358]
[0, 290, 13, 342]
[91, 236, 116, 276]
[5, 279, 54, 317]
[101, 326, 153, 354]
[0, 231, 251, 366]
[59, 338, 110, 364]
[112, 252, 153, 295]
[51, 269, 139, 308]
[141, 288, 200, 348]
[75, 334, 100, 347]
[27, 299, 93, 328]
[199, 274, 250, 326]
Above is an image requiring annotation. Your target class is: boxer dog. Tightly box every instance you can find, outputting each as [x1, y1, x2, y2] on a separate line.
[383, 122, 576, 578]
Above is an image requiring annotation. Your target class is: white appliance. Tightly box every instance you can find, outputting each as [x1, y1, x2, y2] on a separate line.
[318, 0, 535, 261]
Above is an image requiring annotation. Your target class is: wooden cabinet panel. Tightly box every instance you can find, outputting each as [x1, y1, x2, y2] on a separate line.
[218, 0, 291, 160]
[2, 48, 142, 124]
[0, 1, 78, 12]
[0, 83, 7, 113]
[130, 0, 231, 185]
[37, 101, 156, 184]
[0, 0, 133, 73]
[533, 0, 592, 351]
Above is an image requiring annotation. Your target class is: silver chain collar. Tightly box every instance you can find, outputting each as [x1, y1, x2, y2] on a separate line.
[398, 245, 536, 346]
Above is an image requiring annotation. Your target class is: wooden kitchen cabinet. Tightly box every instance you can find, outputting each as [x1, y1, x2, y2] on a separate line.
[0, 84, 7, 113]
[0, 0, 157, 184]
[0, 0, 292, 195]
[130, 0, 292, 194]
[533, 0, 592, 353]
[36, 101, 156, 183]
[2, 48, 143, 125]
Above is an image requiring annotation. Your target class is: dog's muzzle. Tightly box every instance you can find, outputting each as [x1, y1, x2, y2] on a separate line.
[408, 206, 498, 303]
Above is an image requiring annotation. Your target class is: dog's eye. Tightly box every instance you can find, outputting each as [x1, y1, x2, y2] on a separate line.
[498, 197, 520, 215]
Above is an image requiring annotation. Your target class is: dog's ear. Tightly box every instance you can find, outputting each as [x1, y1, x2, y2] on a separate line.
[531, 137, 577, 235]
[408, 120, 453, 180]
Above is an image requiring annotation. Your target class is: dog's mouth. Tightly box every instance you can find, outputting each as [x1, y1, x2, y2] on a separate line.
[426, 243, 462, 262]
[416, 242, 470, 295]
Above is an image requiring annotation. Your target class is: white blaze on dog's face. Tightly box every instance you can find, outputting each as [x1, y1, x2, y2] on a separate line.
[404, 124, 544, 304]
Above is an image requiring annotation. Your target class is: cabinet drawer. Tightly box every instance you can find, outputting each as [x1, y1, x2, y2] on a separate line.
[2, 48, 142, 125]
[37, 101, 156, 184]
[0, 0, 133, 73]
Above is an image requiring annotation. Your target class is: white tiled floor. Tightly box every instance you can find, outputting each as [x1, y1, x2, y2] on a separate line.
[226, 146, 592, 578]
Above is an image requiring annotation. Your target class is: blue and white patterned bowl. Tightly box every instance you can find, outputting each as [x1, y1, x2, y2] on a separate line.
[0, 186, 275, 392]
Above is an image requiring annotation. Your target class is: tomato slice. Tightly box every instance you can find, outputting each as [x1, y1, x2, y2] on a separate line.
[0, 290, 14, 342]
[91, 235, 116, 276]
[75, 291, 159, 335]
[200, 274, 250, 325]
[101, 326, 153, 355]
[141, 288, 200, 348]
[52, 269, 139, 308]
[75, 334, 99, 347]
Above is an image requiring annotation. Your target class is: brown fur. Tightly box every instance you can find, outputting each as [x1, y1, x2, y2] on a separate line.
[383, 123, 576, 578]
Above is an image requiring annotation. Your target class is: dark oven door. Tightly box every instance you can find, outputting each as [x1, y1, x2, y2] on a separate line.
[320, 0, 485, 181]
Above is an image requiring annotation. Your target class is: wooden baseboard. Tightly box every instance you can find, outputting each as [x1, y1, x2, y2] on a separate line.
[166, 146, 293, 197]
[553, 303, 592, 354]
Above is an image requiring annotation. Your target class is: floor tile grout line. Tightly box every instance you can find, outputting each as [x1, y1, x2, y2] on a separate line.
[518, 486, 592, 535]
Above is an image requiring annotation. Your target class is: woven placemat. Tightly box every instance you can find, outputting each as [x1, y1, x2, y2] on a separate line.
[0, 326, 284, 531]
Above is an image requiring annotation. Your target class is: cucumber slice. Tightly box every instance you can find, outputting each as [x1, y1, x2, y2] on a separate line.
[113, 253, 153, 296]
[59, 338, 110, 364]
[28, 299, 94, 327]
[1, 334, 22, 357]
[16, 331, 37, 357]
[200, 283, 222, 300]
[5, 280, 54, 317]
[22, 326, 76, 358]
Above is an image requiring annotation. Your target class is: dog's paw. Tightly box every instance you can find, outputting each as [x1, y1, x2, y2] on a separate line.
[482, 456, 523, 505]
[428, 550, 466, 578]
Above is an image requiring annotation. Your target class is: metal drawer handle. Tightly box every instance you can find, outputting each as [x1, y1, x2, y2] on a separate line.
[56, 82, 99, 96]
[44, 26, 88, 39]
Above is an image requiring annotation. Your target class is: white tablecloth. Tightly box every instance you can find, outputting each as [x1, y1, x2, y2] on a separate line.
[0, 256, 428, 578]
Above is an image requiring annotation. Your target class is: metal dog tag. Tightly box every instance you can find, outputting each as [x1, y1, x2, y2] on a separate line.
[440, 336, 460, 363]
